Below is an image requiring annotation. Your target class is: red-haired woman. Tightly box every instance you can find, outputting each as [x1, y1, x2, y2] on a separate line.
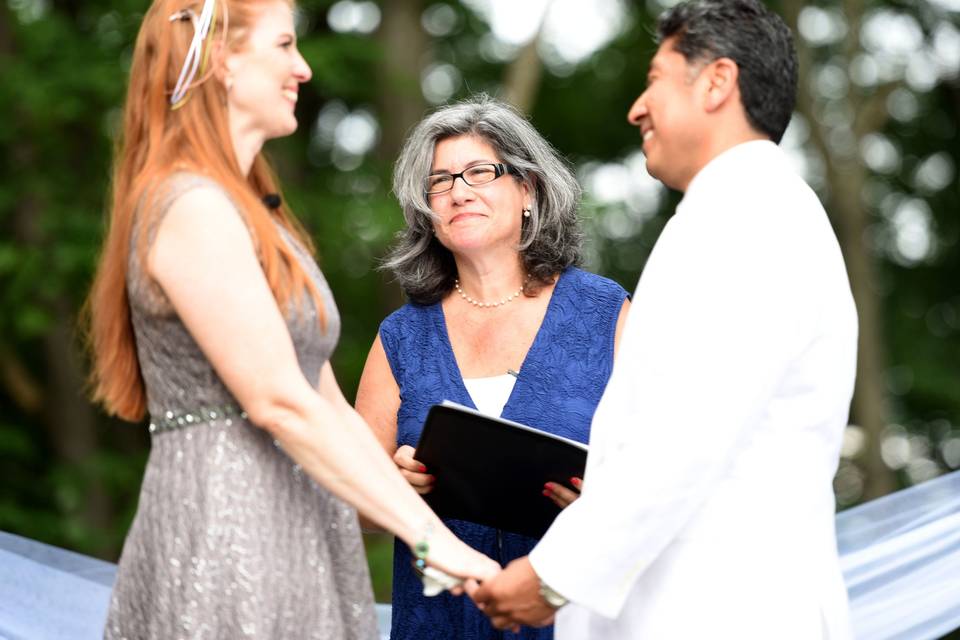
[86, 1, 498, 637]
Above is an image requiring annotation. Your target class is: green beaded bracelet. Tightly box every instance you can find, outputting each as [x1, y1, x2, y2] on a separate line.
[414, 540, 429, 570]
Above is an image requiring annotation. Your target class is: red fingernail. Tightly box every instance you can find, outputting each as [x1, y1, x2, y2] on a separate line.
[570, 477, 580, 486]
[542, 490, 551, 496]
[419, 465, 427, 472]
[544, 482, 552, 490]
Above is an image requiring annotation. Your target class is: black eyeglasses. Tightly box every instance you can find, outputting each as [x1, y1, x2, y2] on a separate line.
[424, 163, 519, 195]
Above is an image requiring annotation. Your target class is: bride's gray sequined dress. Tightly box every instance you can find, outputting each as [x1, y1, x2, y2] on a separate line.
[104, 174, 378, 639]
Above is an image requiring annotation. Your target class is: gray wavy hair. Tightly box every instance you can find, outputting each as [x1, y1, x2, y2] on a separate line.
[383, 94, 583, 305]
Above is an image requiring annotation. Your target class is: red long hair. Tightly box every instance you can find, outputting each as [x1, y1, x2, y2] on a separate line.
[86, 0, 322, 421]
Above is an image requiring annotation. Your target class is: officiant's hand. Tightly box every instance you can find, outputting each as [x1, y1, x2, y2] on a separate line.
[394, 445, 435, 495]
[467, 556, 556, 631]
[543, 477, 581, 509]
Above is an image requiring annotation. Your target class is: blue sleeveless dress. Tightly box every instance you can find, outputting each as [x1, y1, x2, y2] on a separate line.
[378, 267, 628, 640]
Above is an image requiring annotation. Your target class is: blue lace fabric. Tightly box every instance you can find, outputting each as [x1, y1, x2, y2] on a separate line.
[379, 267, 629, 640]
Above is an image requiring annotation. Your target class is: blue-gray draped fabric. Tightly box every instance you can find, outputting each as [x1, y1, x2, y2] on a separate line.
[837, 469, 960, 640]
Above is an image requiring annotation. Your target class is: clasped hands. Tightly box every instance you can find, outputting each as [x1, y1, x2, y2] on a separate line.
[465, 556, 559, 632]
[417, 537, 558, 632]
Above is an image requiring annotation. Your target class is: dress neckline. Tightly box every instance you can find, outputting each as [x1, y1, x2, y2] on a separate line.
[430, 268, 570, 417]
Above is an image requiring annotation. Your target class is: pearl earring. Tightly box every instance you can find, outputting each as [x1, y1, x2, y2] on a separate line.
[522, 206, 531, 218]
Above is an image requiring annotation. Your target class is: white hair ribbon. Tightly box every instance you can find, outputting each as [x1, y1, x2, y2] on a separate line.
[168, 0, 217, 108]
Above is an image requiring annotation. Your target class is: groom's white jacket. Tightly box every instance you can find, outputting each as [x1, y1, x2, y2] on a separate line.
[530, 141, 857, 640]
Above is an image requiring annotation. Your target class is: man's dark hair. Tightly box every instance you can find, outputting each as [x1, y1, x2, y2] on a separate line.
[657, 0, 798, 143]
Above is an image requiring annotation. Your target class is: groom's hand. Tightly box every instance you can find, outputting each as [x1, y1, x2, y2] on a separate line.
[468, 556, 556, 630]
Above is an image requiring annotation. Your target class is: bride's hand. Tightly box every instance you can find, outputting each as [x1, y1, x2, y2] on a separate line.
[415, 528, 500, 594]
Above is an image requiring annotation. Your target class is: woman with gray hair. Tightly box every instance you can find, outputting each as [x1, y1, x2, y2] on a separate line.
[355, 95, 629, 640]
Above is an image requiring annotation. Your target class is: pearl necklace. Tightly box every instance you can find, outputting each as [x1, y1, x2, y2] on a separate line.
[454, 277, 527, 308]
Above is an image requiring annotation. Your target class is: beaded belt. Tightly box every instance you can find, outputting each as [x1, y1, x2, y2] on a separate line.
[148, 404, 248, 434]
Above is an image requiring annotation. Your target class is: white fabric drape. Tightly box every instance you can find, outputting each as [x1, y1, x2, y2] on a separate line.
[0, 530, 392, 639]
[0, 531, 114, 640]
[838, 469, 960, 640]
[1, 470, 958, 639]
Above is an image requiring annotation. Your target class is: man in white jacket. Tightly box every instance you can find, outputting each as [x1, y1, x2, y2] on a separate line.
[469, 1, 858, 638]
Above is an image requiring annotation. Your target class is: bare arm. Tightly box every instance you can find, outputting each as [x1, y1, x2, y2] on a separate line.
[613, 298, 630, 355]
[354, 335, 434, 530]
[354, 335, 401, 455]
[148, 186, 497, 580]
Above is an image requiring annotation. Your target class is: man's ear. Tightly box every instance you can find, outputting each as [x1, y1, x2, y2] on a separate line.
[703, 57, 739, 112]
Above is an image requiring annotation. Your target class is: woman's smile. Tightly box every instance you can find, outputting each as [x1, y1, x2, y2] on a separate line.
[448, 212, 487, 225]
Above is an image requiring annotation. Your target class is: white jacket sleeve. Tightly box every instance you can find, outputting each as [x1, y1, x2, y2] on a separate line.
[530, 200, 819, 619]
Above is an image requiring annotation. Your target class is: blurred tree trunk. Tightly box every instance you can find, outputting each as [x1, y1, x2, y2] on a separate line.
[5, 10, 116, 547]
[782, 0, 897, 499]
[12, 183, 115, 551]
[0, 3, 40, 408]
[502, 36, 544, 114]
[501, 6, 550, 114]
[374, 0, 427, 312]
[376, 0, 427, 161]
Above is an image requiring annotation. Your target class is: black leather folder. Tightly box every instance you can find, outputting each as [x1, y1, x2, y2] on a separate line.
[414, 401, 588, 539]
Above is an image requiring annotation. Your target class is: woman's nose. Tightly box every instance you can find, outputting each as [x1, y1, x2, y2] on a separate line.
[449, 174, 474, 201]
[294, 49, 312, 83]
